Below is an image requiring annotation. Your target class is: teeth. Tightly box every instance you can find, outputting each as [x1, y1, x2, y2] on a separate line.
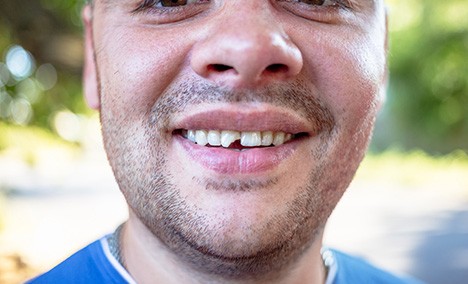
[273, 132, 285, 146]
[221, 131, 241, 148]
[261, 131, 273, 146]
[187, 130, 293, 148]
[195, 130, 208, 146]
[241, 131, 262, 147]
[207, 130, 221, 146]
[187, 130, 196, 143]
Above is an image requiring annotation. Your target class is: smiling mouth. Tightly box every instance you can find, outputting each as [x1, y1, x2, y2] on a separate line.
[174, 129, 309, 151]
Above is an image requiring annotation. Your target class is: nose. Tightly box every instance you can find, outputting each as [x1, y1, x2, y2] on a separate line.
[190, 5, 303, 87]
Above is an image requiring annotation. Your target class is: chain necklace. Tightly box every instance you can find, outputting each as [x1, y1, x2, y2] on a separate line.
[107, 223, 125, 266]
[106, 224, 332, 282]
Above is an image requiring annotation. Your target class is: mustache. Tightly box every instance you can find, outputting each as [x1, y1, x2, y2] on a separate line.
[149, 78, 335, 132]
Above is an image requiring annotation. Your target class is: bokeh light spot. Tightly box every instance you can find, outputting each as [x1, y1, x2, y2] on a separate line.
[0, 62, 10, 87]
[0, 91, 12, 119]
[10, 98, 33, 125]
[17, 78, 42, 104]
[53, 110, 82, 142]
[36, 63, 57, 91]
[5, 45, 35, 80]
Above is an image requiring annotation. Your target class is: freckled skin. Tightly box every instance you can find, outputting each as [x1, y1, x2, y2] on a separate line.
[83, 0, 387, 283]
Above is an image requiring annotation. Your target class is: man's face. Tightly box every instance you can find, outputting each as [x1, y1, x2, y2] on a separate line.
[86, 0, 386, 278]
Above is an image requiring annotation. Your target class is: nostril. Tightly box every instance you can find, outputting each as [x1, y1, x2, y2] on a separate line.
[266, 64, 289, 74]
[208, 64, 233, 72]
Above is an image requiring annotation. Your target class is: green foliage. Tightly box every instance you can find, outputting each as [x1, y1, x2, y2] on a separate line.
[382, 0, 468, 153]
[39, 0, 84, 29]
[0, 0, 89, 137]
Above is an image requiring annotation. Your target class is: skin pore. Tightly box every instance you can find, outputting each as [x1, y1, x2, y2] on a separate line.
[82, 0, 387, 283]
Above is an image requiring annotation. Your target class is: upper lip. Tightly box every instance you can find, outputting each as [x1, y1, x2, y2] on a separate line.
[171, 106, 318, 135]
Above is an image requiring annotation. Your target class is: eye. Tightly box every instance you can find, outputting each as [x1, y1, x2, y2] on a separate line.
[277, 0, 353, 23]
[299, 0, 326, 4]
[286, 0, 348, 7]
[132, 0, 209, 23]
[158, 0, 190, 7]
[134, 0, 200, 11]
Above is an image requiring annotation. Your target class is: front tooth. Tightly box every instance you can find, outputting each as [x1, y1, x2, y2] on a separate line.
[261, 131, 273, 146]
[207, 130, 221, 146]
[187, 130, 196, 142]
[221, 131, 240, 148]
[195, 130, 208, 146]
[241, 131, 261, 147]
[273, 132, 286, 146]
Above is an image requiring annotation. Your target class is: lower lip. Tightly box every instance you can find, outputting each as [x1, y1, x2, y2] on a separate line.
[174, 135, 299, 175]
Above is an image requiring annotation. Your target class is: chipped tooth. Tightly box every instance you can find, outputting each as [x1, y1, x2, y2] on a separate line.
[207, 130, 221, 146]
[261, 131, 273, 146]
[186, 129, 293, 147]
[195, 130, 208, 146]
[187, 130, 196, 142]
[241, 131, 262, 147]
[221, 130, 240, 148]
[273, 132, 285, 146]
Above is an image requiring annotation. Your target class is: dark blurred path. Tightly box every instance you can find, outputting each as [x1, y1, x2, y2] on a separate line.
[410, 208, 468, 284]
[325, 181, 468, 284]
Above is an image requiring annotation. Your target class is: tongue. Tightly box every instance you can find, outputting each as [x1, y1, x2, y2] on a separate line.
[229, 140, 247, 150]
[206, 140, 270, 150]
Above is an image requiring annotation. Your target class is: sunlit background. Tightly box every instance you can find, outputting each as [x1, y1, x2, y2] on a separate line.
[0, 0, 467, 283]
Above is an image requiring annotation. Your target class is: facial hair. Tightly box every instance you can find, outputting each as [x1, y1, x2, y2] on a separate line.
[100, 77, 371, 280]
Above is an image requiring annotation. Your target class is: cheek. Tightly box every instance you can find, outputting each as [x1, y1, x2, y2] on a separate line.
[299, 30, 386, 124]
[96, 27, 193, 114]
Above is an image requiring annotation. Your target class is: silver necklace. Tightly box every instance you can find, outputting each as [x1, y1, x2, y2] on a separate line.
[107, 223, 125, 266]
[107, 225, 332, 282]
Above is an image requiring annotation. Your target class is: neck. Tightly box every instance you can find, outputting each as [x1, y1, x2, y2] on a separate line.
[120, 213, 327, 284]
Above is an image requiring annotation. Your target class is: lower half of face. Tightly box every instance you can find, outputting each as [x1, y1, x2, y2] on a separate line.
[100, 80, 378, 279]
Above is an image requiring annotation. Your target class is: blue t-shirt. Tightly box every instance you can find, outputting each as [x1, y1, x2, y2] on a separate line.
[27, 237, 422, 283]
[27, 238, 135, 284]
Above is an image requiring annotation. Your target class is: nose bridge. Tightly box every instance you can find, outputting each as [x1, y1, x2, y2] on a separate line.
[190, 2, 303, 86]
[219, 2, 279, 49]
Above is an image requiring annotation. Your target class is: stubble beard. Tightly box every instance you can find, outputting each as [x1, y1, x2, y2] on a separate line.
[100, 78, 372, 280]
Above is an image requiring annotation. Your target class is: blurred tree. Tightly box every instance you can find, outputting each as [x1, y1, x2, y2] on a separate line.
[0, 0, 83, 72]
[0, 0, 86, 133]
[374, 0, 468, 154]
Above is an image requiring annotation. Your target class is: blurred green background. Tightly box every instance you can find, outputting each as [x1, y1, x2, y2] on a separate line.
[0, 0, 467, 154]
[373, 0, 468, 154]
